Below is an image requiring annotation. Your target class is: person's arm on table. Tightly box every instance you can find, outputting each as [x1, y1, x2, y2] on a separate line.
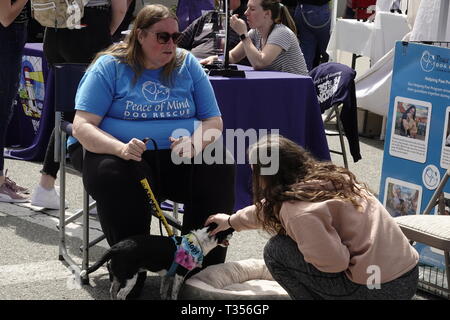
[229, 14, 282, 70]
[0, 0, 28, 27]
[199, 29, 246, 65]
[72, 110, 146, 161]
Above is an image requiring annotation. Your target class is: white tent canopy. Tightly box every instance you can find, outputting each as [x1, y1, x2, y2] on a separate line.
[332, 0, 450, 117]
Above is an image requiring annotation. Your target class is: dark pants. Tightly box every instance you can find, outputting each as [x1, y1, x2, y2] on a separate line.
[294, 4, 331, 72]
[264, 235, 419, 300]
[43, 6, 112, 64]
[0, 22, 28, 173]
[69, 143, 236, 269]
[41, 6, 113, 179]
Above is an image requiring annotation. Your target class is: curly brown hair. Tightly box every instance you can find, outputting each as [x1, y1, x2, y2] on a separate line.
[249, 134, 369, 235]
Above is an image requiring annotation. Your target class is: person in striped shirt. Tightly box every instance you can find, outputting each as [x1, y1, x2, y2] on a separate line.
[201, 0, 308, 76]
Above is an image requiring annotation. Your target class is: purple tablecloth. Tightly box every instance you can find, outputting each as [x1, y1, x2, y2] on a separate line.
[5, 44, 330, 211]
[5, 43, 53, 161]
[210, 71, 330, 210]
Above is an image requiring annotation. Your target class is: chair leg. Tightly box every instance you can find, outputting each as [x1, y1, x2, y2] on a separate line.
[334, 105, 349, 169]
[81, 149, 90, 285]
[423, 168, 450, 215]
[445, 250, 450, 295]
[57, 132, 85, 284]
[173, 202, 180, 236]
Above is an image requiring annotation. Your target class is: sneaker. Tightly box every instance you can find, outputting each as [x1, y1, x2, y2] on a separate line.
[4, 170, 30, 194]
[31, 185, 68, 209]
[0, 182, 29, 203]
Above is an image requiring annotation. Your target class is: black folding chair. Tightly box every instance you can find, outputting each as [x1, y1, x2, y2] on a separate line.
[309, 62, 362, 169]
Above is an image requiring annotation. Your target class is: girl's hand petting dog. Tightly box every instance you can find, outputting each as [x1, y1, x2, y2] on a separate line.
[205, 213, 232, 236]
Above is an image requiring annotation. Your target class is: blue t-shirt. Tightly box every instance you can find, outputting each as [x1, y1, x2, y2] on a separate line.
[68, 49, 220, 150]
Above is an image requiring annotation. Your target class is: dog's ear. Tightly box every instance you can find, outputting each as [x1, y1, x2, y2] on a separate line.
[214, 227, 234, 246]
[206, 222, 218, 233]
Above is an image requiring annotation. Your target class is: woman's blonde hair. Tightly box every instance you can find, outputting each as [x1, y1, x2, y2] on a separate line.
[260, 0, 297, 34]
[249, 134, 369, 235]
[91, 4, 186, 85]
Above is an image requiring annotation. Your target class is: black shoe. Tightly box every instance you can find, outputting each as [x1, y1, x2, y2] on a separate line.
[125, 271, 147, 300]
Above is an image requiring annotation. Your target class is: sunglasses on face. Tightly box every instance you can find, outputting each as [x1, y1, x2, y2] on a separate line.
[148, 31, 182, 44]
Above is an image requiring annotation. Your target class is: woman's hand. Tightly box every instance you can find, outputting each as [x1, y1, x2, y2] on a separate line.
[169, 136, 196, 158]
[199, 55, 219, 65]
[118, 138, 147, 161]
[205, 213, 232, 236]
[229, 14, 247, 36]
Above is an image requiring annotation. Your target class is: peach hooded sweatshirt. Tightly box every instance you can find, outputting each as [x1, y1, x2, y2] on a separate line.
[229, 183, 419, 285]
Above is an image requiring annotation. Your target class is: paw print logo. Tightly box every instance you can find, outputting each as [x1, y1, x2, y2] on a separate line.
[142, 81, 170, 102]
[420, 51, 436, 73]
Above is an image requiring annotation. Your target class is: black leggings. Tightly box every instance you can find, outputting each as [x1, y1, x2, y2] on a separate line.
[69, 143, 236, 269]
[264, 235, 419, 300]
[41, 6, 113, 179]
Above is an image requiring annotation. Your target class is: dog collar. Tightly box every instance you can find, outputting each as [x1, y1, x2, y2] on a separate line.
[167, 234, 204, 276]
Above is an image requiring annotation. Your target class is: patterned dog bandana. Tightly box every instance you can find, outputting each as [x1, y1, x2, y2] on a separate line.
[167, 234, 204, 276]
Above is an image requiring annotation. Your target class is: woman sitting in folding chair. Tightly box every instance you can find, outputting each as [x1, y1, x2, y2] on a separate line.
[68, 4, 236, 299]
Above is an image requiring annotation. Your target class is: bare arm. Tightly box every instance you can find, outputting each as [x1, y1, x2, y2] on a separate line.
[402, 118, 410, 130]
[0, 0, 28, 27]
[109, 0, 128, 36]
[229, 15, 282, 69]
[72, 110, 146, 161]
[169, 116, 223, 158]
[228, 40, 246, 65]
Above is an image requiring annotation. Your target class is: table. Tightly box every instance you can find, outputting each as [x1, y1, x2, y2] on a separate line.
[5, 44, 330, 211]
[5, 43, 54, 161]
[327, 12, 410, 65]
[210, 70, 330, 210]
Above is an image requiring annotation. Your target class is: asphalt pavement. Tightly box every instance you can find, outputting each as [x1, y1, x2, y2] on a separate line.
[0, 134, 414, 301]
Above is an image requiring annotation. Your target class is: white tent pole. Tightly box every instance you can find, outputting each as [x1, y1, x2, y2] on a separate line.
[437, 0, 449, 41]
[331, 0, 338, 34]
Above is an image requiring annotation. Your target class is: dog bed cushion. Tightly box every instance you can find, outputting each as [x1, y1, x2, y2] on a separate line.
[179, 259, 291, 300]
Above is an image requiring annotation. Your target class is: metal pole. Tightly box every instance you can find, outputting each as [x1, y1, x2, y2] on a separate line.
[437, 0, 449, 41]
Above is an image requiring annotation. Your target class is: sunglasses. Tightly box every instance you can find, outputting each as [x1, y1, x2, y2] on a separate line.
[148, 31, 182, 44]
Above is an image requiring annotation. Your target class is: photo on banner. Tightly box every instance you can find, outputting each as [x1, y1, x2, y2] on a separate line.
[389, 96, 432, 163]
[439, 106, 450, 168]
[383, 177, 422, 217]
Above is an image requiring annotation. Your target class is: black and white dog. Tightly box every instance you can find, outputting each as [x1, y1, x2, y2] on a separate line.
[80, 223, 233, 300]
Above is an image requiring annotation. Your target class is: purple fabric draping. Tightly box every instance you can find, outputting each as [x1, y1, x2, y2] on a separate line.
[210, 70, 330, 210]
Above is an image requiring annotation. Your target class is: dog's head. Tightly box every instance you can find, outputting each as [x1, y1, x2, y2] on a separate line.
[206, 222, 234, 247]
[190, 222, 234, 256]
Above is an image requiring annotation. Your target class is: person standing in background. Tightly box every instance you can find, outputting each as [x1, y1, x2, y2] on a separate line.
[30, 0, 127, 209]
[112, 0, 136, 42]
[293, 0, 331, 71]
[0, 0, 31, 203]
